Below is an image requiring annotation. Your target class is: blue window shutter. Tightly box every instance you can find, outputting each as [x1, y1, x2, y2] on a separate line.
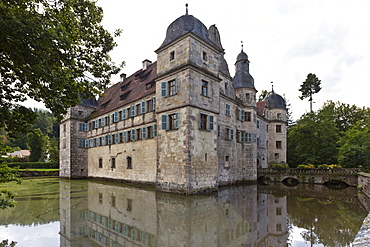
[115, 133, 119, 143]
[132, 129, 136, 141]
[175, 112, 179, 129]
[142, 127, 147, 139]
[208, 115, 214, 130]
[153, 97, 156, 109]
[101, 117, 105, 126]
[123, 131, 127, 142]
[161, 81, 167, 97]
[161, 115, 168, 130]
[114, 112, 118, 122]
[174, 79, 178, 94]
[153, 124, 157, 136]
[131, 105, 136, 117]
[122, 109, 127, 120]
[141, 101, 146, 114]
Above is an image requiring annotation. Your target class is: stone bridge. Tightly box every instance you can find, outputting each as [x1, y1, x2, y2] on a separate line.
[258, 168, 362, 187]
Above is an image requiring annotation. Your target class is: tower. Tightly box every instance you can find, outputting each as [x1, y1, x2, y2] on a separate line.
[60, 98, 97, 178]
[264, 89, 287, 164]
[154, 8, 223, 193]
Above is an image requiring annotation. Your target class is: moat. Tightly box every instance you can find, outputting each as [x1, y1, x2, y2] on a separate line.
[0, 177, 368, 246]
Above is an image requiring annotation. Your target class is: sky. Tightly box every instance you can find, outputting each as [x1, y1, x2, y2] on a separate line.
[26, 0, 370, 121]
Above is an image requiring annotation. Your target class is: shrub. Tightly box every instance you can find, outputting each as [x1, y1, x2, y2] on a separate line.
[6, 162, 58, 169]
[269, 163, 289, 169]
[297, 164, 315, 169]
[317, 164, 330, 169]
[329, 164, 342, 168]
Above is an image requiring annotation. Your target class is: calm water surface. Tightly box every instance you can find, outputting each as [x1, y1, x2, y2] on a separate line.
[0, 178, 367, 247]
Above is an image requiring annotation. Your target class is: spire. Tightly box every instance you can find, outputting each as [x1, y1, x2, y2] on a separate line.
[185, 3, 188, 15]
[241, 41, 244, 52]
[271, 81, 275, 93]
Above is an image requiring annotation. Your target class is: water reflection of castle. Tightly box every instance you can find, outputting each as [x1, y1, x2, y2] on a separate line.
[59, 180, 288, 247]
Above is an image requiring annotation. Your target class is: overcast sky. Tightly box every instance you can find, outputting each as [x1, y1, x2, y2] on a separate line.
[27, 0, 370, 121]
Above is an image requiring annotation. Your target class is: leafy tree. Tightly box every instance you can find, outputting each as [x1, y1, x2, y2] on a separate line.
[337, 120, 370, 171]
[258, 90, 269, 102]
[288, 112, 339, 166]
[28, 129, 48, 162]
[0, 163, 22, 209]
[0, 0, 122, 137]
[299, 73, 321, 112]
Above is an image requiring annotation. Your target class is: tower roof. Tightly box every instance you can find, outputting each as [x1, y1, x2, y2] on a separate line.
[264, 90, 286, 109]
[233, 49, 254, 89]
[158, 14, 211, 49]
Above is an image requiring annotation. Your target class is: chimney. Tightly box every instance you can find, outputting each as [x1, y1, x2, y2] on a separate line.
[142, 59, 152, 70]
[120, 73, 126, 82]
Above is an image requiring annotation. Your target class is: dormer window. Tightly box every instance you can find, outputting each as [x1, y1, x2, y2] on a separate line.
[170, 51, 175, 61]
[120, 91, 131, 101]
[203, 51, 207, 61]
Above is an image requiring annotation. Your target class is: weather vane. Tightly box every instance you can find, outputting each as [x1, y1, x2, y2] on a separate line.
[241, 41, 244, 51]
[186, 3, 188, 15]
[271, 81, 274, 92]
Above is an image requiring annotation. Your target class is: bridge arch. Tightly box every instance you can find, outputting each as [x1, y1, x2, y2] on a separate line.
[323, 180, 349, 190]
[257, 176, 272, 186]
[282, 177, 299, 187]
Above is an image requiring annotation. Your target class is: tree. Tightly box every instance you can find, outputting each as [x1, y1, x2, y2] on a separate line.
[337, 120, 370, 170]
[299, 73, 321, 112]
[288, 112, 339, 166]
[258, 90, 269, 102]
[0, 0, 122, 137]
[28, 129, 48, 162]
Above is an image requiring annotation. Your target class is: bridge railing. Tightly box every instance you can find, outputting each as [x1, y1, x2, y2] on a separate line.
[258, 167, 362, 175]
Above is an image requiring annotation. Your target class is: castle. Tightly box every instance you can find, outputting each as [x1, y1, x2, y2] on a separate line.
[60, 8, 287, 194]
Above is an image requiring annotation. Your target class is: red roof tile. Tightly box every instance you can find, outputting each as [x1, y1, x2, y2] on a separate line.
[91, 62, 157, 118]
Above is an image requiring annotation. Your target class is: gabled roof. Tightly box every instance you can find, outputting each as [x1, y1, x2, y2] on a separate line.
[91, 62, 157, 118]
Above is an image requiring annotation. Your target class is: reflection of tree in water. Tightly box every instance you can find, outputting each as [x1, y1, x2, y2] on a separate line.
[287, 196, 367, 246]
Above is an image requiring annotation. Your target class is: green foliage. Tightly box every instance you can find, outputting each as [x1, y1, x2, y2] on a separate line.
[7, 162, 58, 169]
[0, 240, 17, 247]
[28, 129, 48, 162]
[337, 119, 370, 170]
[0, 164, 22, 209]
[299, 73, 322, 111]
[269, 163, 289, 169]
[297, 164, 316, 169]
[288, 111, 339, 166]
[0, 0, 122, 137]
[258, 90, 269, 102]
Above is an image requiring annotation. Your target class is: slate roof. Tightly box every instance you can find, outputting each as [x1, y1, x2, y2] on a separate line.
[158, 14, 212, 50]
[91, 62, 157, 118]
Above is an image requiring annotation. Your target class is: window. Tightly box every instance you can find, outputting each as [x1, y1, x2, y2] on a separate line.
[111, 157, 116, 168]
[201, 80, 208, 97]
[79, 123, 88, 131]
[161, 80, 177, 97]
[276, 224, 282, 232]
[170, 51, 175, 61]
[246, 93, 250, 102]
[245, 112, 251, 121]
[99, 193, 103, 203]
[168, 80, 177, 96]
[136, 104, 140, 115]
[200, 114, 207, 130]
[225, 104, 231, 116]
[126, 198, 132, 211]
[203, 51, 207, 61]
[127, 156, 132, 169]
[130, 105, 136, 117]
[277, 113, 282, 119]
[111, 195, 116, 207]
[114, 133, 119, 144]
[275, 153, 279, 159]
[142, 127, 147, 139]
[226, 128, 234, 140]
[276, 207, 282, 215]
[121, 109, 127, 120]
[136, 128, 141, 140]
[107, 134, 112, 145]
[63, 124, 66, 132]
[276, 125, 282, 133]
[162, 113, 178, 130]
[276, 141, 282, 149]
[257, 120, 260, 129]
[147, 99, 154, 112]
[141, 101, 146, 114]
[99, 158, 103, 168]
[63, 139, 66, 149]
[131, 129, 136, 141]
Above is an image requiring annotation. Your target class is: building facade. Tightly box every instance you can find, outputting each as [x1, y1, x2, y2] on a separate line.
[60, 10, 287, 194]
